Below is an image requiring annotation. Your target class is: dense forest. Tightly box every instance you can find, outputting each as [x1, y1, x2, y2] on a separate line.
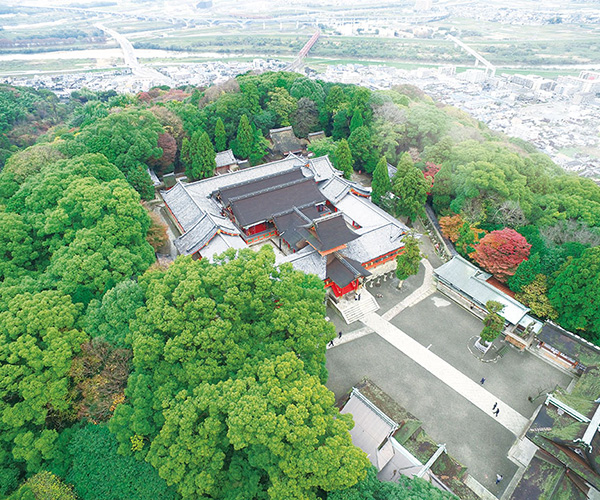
[0, 70, 598, 498]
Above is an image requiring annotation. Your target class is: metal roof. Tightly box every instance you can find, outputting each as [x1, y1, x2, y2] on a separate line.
[341, 389, 397, 469]
[434, 256, 530, 325]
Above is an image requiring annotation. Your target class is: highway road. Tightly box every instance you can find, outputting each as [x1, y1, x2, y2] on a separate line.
[95, 23, 174, 86]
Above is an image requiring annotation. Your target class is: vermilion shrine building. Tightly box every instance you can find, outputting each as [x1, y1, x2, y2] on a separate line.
[162, 154, 407, 302]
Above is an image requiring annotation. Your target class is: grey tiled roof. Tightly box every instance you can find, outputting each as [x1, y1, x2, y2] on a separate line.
[310, 155, 342, 182]
[277, 246, 327, 280]
[201, 233, 246, 261]
[434, 256, 530, 325]
[162, 183, 204, 232]
[345, 223, 406, 263]
[215, 149, 237, 168]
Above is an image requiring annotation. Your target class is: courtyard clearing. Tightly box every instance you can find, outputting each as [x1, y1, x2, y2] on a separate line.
[326, 262, 573, 496]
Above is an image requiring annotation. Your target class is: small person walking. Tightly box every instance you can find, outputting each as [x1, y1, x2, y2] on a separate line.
[328, 340, 334, 347]
[480, 377, 486, 385]
[494, 408, 500, 417]
[492, 402, 498, 411]
[495, 474, 503, 484]
[338, 331, 342, 339]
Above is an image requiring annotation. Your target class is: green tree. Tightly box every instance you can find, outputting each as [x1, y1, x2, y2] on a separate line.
[0, 211, 39, 281]
[65, 425, 177, 500]
[395, 233, 422, 281]
[84, 280, 145, 347]
[108, 248, 370, 499]
[76, 110, 163, 199]
[267, 87, 298, 127]
[234, 114, 253, 159]
[183, 130, 215, 181]
[350, 109, 364, 132]
[332, 109, 350, 141]
[249, 128, 269, 166]
[325, 85, 348, 114]
[371, 157, 391, 206]
[289, 77, 325, 105]
[431, 163, 453, 214]
[507, 253, 541, 292]
[0, 291, 87, 485]
[147, 353, 369, 499]
[335, 139, 353, 180]
[214, 117, 227, 152]
[9, 471, 76, 500]
[291, 97, 319, 138]
[327, 465, 456, 500]
[391, 153, 428, 224]
[348, 126, 377, 174]
[548, 247, 600, 343]
[1, 144, 64, 184]
[515, 275, 558, 321]
[197, 131, 216, 179]
[480, 301, 505, 344]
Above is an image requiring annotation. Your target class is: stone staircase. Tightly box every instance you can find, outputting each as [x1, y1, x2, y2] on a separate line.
[330, 289, 380, 324]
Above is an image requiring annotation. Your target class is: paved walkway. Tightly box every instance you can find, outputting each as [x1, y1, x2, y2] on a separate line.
[382, 258, 436, 321]
[362, 312, 530, 436]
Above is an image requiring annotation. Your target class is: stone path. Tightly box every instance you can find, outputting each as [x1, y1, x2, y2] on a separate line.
[362, 312, 530, 437]
[382, 258, 436, 321]
[326, 325, 374, 349]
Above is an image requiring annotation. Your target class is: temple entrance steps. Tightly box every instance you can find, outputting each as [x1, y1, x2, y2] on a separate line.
[330, 289, 380, 324]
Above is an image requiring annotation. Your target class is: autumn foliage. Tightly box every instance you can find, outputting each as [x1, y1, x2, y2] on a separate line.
[439, 213, 464, 242]
[423, 161, 440, 195]
[472, 228, 531, 282]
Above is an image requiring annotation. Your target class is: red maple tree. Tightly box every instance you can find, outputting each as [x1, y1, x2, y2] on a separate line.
[423, 161, 440, 195]
[472, 228, 531, 282]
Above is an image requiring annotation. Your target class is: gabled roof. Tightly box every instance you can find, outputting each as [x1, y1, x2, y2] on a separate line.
[162, 182, 204, 232]
[173, 212, 243, 256]
[526, 401, 600, 492]
[230, 177, 326, 229]
[434, 255, 531, 325]
[276, 245, 327, 280]
[298, 212, 359, 253]
[537, 322, 600, 366]
[215, 149, 237, 168]
[345, 223, 406, 264]
[273, 206, 319, 249]
[327, 253, 371, 289]
[269, 126, 303, 154]
[216, 167, 306, 206]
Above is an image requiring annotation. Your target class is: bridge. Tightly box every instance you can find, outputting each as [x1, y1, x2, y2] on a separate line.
[285, 30, 321, 72]
[447, 34, 496, 77]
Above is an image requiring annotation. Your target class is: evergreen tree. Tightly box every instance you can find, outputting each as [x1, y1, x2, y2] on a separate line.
[331, 109, 349, 141]
[349, 109, 364, 132]
[480, 301, 505, 344]
[214, 117, 227, 152]
[391, 152, 428, 224]
[508, 253, 541, 292]
[197, 132, 216, 179]
[395, 233, 422, 281]
[348, 126, 377, 174]
[335, 139, 353, 180]
[371, 157, 391, 206]
[234, 115, 253, 159]
[249, 129, 269, 166]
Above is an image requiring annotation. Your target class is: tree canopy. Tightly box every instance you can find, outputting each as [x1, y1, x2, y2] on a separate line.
[109, 248, 369, 499]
